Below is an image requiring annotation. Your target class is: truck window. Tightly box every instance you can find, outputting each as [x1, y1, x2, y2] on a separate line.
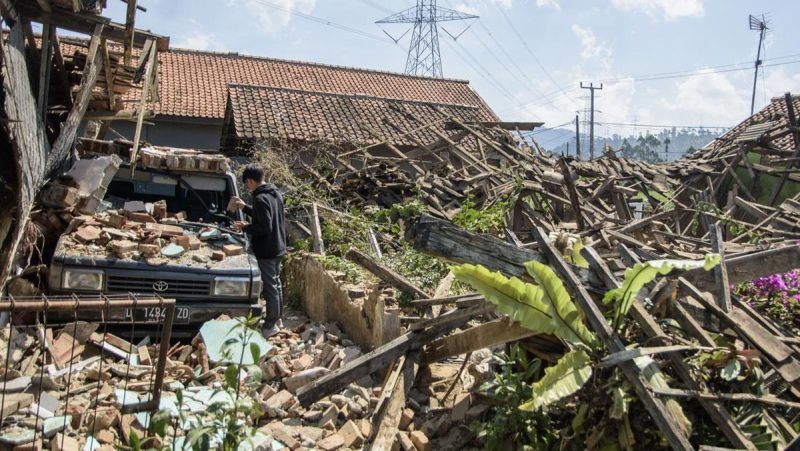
[105, 168, 234, 223]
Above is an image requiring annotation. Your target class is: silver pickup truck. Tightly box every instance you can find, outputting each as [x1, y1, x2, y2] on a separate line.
[47, 141, 261, 329]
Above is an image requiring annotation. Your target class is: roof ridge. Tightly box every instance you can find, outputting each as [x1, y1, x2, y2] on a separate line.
[227, 83, 481, 110]
[47, 33, 470, 84]
[168, 46, 472, 85]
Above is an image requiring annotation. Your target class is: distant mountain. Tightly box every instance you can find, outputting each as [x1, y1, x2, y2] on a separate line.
[537, 127, 723, 162]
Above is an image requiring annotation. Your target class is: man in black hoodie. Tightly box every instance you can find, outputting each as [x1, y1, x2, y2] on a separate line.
[230, 166, 286, 338]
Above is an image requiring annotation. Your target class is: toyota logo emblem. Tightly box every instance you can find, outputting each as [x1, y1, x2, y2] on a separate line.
[152, 281, 169, 292]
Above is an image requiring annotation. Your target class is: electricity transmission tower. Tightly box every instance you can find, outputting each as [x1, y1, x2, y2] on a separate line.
[749, 14, 770, 115]
[377, 0, 478, 78]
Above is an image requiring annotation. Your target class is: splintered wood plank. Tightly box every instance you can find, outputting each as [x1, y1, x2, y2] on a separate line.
[129, 38, 156, 169]
[681, 245, 800, 292]
[48, 23, 103, 174]
[295, 306, 473, 406]
[532, 228, 693, 451]
[408, 215, 545, 280]
[678, 278, 800, 379]
[346, 249, 427, 299]
[708, 222, 732, 312]
[583, 247, 754, 450]
[365, 355, 418, 450]
[309, 203, 325, 255]
[422, 317, 537, 364]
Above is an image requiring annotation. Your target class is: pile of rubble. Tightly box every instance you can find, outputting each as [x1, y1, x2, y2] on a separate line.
[0, 307, 486, 450]
[59, 202, 244, 267]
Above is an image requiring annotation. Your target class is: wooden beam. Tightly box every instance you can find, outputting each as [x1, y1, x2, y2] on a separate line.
[365, 354, 419, 450]
[16, 2, 169, 51]
[36, 23, 53, 120]
[680, 245, 800, 292]
[582, 247, 754, 450]
[129, 38, 156, 169]
[47, 23, 104, 175]
[708, 222, 732, 312]
[295, 306, 473, 406]
[767, 92, 800, 206]
[123, 0, 137, 65]
[49, 29, 71, 110]
[444, 121, 544, 131]
[0, 21, 51, 286]
[346, 248, 428, 300]
[308, 203, 325, 255]
[100, 38, 116, 110]
[408, 215, 545, 280]
[558, 158, 586, 230]
[422, 317, 538, 364]
[532, 227, 693, 450]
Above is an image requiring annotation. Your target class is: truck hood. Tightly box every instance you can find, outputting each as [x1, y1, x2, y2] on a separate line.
[54, 236, 257, 274]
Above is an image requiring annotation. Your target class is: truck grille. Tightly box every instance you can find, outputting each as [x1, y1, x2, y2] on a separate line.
[106, 275, 211, 296]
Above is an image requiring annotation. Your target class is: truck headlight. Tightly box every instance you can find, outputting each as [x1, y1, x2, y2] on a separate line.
[213, 277, 249, 297]
[62, 268, 104, 291]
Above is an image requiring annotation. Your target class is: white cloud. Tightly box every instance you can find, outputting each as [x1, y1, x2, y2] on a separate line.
[536, 0, 560, 11]
[238, 0, 316, 32]
[657, 69, 749, 125]
[453, 0, 513, 11]
[453, 2, 480, 15]
[173, 31, 227, 51]
[761, 67, 800, 104]
[571, 25, 612, 69]
[611, 0, 704, 21]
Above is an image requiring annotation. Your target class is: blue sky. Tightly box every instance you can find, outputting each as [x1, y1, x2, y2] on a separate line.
[103, 0, 800, 137]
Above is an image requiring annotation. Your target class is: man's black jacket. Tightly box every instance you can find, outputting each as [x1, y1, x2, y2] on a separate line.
[242, 183, 286, 259]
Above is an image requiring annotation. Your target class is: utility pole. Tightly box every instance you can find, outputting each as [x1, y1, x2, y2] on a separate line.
[574, 114, 581, 159]
[377, 0, 478, 78]
[580, 82, 602, 159]
[664, 137, 671, 160]
[749, 14, 769, 115]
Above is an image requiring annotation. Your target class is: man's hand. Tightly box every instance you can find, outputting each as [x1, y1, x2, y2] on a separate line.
[231, 221, 245, 232]
[227, 196, 246, 212]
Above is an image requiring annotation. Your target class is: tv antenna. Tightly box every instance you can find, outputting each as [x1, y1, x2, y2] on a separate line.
[749, 14, 770, 115]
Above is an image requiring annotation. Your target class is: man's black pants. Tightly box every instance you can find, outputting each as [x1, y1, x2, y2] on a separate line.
[257, 256, 283, 329]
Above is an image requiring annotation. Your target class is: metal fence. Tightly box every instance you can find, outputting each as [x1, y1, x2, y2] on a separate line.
[0, 293, 175, 448]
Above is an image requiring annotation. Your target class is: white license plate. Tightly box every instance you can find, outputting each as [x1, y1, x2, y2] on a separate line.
[123, 306, 190, 323]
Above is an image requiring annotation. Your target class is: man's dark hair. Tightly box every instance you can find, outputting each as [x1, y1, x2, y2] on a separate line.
[242, 165, 264, 184]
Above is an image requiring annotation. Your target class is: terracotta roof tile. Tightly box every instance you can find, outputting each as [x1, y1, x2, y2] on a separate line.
[144, 48, 498, 121]
[226, 84, 485, 147]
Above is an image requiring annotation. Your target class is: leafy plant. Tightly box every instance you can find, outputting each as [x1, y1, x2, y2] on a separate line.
[452, 195, 510, 235]
[451, 262, 597, 347]
[603, 254, 720, 332]
[317, 254, 364, 284]
[520, 349, 592, 411]
[473, 345, 559, 450]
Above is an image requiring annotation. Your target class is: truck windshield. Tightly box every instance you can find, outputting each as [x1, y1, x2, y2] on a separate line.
[104, 167, 235, 224]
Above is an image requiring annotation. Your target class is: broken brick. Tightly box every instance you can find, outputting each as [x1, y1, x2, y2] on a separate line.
[222, 244, 243, 256]
[410, 430, 430, 451]
[211, 251, 225, 261]
[171, 235, 191, 248]
[124, 211, 156, 223]
[74, 226, 102, 243]
[138, 243, 161, 256]
[108, 240, 138, 256]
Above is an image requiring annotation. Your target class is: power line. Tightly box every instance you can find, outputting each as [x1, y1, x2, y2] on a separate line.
[496, 6, 573, 102]
[600, 58, 800, 84]
[475, 20, 546, 99]
[596, 121, 729, 130]
[498, 56, 800, 117]
[245, 0, 395, 44]
[441, 37, 519, 103]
